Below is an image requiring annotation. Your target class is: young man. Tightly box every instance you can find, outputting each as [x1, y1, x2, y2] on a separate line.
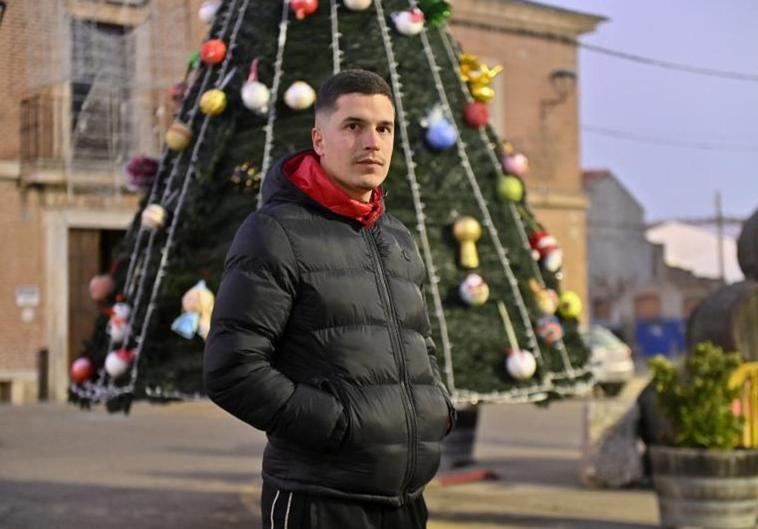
[204, 69, 454, 529]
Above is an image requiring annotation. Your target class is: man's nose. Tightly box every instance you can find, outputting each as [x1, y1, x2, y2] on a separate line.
[362, 129, 381, 150]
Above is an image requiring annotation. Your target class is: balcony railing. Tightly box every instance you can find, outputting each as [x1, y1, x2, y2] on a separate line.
[20, 88, 164, 191]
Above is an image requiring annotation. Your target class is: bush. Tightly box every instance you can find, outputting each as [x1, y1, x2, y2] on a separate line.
[649, 342, 744, 450]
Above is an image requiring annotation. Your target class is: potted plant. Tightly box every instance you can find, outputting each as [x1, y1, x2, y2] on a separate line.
[648, 342, 758, 529]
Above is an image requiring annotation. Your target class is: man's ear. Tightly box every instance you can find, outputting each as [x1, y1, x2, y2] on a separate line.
[312, 127, 324, 156]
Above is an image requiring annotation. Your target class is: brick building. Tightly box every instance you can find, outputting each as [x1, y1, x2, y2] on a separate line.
[0, 0, 602, 403]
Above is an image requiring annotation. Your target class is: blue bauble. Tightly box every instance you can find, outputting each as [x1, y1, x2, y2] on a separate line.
[425, 119, 457, 150]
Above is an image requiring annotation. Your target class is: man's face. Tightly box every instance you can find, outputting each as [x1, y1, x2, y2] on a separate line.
[312, 93, 395, 202]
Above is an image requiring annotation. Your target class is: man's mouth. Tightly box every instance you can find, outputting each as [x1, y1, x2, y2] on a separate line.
[356, 159, 383, 166]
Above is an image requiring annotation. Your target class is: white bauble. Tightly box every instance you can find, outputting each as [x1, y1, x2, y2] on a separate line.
[543, 248, 563, 273]
[506, 349, 537, 380]
[391, 8, 425, 35]
[141, 204, 166, 230]
[105, 349, 135, 379]
[344, 0, 371, 10]
[198, 0, 221, 24]
[241, 81, 271, 113]
[284, 81, 316, 110]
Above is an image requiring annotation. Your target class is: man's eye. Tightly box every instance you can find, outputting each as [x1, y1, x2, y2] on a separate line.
[378, 127, 392, 134]
[346, 123, 359, 131]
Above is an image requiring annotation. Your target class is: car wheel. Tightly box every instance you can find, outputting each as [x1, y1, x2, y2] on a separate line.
[599, 383, 625, 397]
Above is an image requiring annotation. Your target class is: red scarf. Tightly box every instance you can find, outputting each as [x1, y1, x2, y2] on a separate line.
[283, 151, 384, 228]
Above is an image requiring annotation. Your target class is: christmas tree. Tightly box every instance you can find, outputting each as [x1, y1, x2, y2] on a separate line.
[70, 0, 591, 413]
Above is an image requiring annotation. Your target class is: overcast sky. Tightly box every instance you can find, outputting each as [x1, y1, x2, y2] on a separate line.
[543, 0, 758, 224]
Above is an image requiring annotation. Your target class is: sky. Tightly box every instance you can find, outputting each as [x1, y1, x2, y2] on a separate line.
[541, 0, 758, 223]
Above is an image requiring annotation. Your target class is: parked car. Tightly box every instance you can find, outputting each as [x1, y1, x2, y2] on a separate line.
[582, 325, 635, 396]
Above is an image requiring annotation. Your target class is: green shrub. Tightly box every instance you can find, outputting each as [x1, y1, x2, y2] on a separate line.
[649, 342, 744, 450]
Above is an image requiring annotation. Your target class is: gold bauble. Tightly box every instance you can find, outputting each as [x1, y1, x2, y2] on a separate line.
[199, 89, 227, 116]
[471, 83, 495, 103]
[165, 121, 192, 151]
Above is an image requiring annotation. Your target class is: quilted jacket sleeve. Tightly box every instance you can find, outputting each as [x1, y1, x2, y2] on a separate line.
[204, 212, 346, 451]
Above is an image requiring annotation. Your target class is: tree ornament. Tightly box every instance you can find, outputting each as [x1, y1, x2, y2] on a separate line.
[504, 152, 529, 177]
[506, 349, 537, 380]
[171, 280, 215, 340]
[284, 81, 316, 110]
[89, 274, 115, 302]
[536, 316, 564, 346]
[463, 101, 488, 128]
[123, 155, 158, 193]
[105, 348, 135, 380]
[199, 88, 227, 116]
[291, 0, 318, 19]
[543, 248, 563, 273]
[529, 231, 562, 272]
[496, 300, 537, 380]
[70, 357, 94, 384]
[558, 291, 583, 319]
[169, 81, 187, 105]
[459, 54, 502, 103]
[241, 58, 270, 113]
[496, 175, 524, 202]
[391, 8, 425, 35]
[343, 0, 371, 10]
[459, 273, 490, 306]
[423, 106, 456, 150]
[141, 204, 167, 231]
[417, 0, 451, 27]
[230, 161, 261, 192]
[200, 39, 227, 65]
[165, 121, 192, 151]
[198, 0, 221, 24]
[529, 279, 558, 315]
[106, 302, 131, 343]
[453, 216, 482, 269]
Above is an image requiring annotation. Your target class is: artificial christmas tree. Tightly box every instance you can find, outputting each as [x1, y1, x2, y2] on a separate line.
[70, 0, 591, 412]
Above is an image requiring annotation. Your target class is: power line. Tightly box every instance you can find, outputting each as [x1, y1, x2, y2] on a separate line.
[450, 19, 758, 82]
[582, 125, 758, 153]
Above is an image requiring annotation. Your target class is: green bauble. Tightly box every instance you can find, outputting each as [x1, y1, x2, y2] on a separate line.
[497, 175, 524, 202]
[418, 0, 452, 27]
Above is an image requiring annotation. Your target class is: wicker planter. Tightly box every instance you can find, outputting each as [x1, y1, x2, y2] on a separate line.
[649, 445, 758, 528]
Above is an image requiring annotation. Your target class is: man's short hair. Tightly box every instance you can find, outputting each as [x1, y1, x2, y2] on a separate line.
[315, 70, 394, 115]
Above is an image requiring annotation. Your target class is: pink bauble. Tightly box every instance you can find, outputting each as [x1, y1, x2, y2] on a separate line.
[89, 274, 115, 302]
[459, 273, 490, 306]
[70, 357, 94, 384]
[503, 152, 529, 176]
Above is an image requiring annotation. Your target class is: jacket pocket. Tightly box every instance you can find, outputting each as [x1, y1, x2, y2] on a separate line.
[317, 378, 352, 450]
[436, 385, 457, 437]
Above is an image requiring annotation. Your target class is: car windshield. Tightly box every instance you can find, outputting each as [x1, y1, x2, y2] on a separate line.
[584, 326, 623, 348]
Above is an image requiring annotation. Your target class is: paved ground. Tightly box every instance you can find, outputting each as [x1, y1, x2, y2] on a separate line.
[0, 388, 660, 529]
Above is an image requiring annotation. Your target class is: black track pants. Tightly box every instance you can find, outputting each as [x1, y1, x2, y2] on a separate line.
[261, 482, 428, 529]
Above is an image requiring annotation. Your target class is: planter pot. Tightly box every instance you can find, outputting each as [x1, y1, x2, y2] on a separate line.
[649, 445, 758, 529]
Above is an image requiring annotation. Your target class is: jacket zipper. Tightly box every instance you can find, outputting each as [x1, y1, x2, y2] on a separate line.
[362, 227, 418, 499]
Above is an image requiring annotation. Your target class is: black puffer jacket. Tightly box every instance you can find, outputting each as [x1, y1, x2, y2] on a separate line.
[204, 151, 454, 506]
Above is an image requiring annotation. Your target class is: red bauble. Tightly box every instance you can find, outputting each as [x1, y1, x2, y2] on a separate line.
[529, 231, 559, 259]
[200, 39, 227, 65]
[464, 101, 489, 128]
[70, 357, 94, 384]
[291, 0, 318, 19]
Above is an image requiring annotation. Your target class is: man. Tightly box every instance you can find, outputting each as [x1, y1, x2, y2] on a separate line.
[204, 69, 454, 529]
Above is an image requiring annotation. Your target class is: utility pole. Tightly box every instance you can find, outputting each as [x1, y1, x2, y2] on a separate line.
[715, 191, 725, 282]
